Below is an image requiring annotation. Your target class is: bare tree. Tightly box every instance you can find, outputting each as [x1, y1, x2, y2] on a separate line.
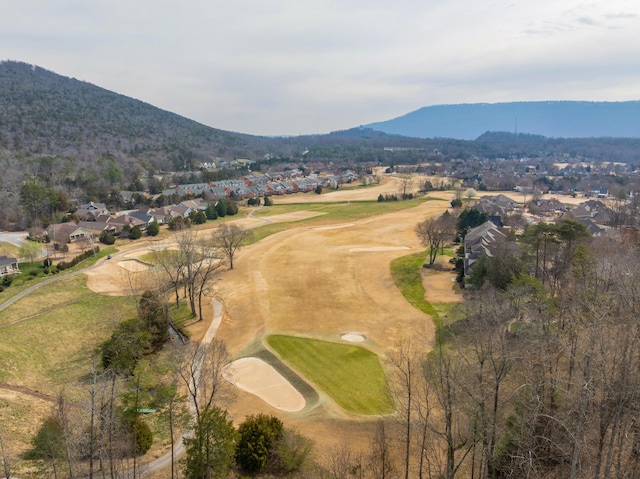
[415, 210, 456, 266]
[171, 230, 226, 319]
[397, 175, 415, 200]
[179, 338, 234, 420]
[151, 245, 187, 309]
[212, 223, 253, 270]
[0, 432, 11, 479]
[388, 340, 426, 479]
[325, 442, 365, 479]
[369, 419, 397, 479]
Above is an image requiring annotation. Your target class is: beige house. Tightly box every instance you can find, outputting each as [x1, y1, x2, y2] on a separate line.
[0, 256, 20, 277]
[46, 222, 91, 244]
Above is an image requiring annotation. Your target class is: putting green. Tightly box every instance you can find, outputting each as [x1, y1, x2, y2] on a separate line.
[267, 334, 394, 415]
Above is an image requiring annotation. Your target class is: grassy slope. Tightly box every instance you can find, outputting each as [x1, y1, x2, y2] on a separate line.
[267, 334, 394, 415]
[390, 251, 463, 341]
[0, 274, 136, 390]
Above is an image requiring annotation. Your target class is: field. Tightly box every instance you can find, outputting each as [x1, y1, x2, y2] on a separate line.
[0, 175, 465, 475]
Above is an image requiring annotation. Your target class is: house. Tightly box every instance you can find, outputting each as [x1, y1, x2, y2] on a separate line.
[129, 211, 156, 228]
[79, 201, 107, 211]
[180, 199, 209, 211]
[77, 221, 117, 237]
[46, 222, 91, 244]
[108, 214, 148, 232]
[570, 200, 613, 225]
[463, 221, 514, 277]
[0, 256, 19, 277]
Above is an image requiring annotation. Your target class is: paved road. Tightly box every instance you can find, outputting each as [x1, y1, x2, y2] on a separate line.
[0, 231, 27, 248]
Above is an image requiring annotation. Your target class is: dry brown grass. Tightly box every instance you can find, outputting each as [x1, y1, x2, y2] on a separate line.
[2, 178, 471, 475]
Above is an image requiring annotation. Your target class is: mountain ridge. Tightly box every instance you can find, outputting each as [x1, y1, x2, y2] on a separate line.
[364, 101, 640, 140]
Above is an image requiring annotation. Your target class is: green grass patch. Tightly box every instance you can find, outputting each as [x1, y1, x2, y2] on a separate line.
[390, 251, 441, 322]
[391, 252, 466, 344]
[266, 335, 394, 415]
[247, 197, 445, 244]
[0, 241, 20, 258]
[0, 274, 136, 391]
[0, 246, 118, 306]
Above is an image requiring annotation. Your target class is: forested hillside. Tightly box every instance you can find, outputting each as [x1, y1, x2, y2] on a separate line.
[0, 61, 254, 171]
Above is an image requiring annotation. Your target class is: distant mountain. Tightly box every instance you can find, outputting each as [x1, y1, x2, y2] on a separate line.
[364, 101, 640, 140]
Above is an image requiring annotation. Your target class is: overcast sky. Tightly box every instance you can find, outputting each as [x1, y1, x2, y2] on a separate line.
[2, 1, 639, 136]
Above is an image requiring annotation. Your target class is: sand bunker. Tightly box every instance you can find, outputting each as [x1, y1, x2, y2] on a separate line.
[349, 246, 411, 252]
[117, 259, 150, 272]
[225, 357, 305, 412]
[341, 332, 366, 342]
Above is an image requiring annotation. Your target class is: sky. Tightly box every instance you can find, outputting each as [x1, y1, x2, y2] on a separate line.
[2, 1, 640, 136]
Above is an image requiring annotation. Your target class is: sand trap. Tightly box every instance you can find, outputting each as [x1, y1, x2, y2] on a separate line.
[225, 357, 305, 412]
[341, 332, 366, 342]
[117, 259, 150, 272]
[349, 246, 411, 252]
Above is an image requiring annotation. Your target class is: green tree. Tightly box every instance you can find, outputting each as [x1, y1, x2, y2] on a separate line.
[456, 208, 489, 239]
[215, 200, 227, 217]
[99, 231, 116, 245]
[19, 241, 44, 263]
[20, 181, 49, 222]
[146, 219, 160, 236]
[130, 225, 142, 240]
[235, 414, 284, 474]
[137, 290, 169, 351]
[181, 406, 238, 479]
[193, 210, 207, 225]
[123, 413, 153, 455]
[205, 204, 218, 220]
[100, 318, 148, 375]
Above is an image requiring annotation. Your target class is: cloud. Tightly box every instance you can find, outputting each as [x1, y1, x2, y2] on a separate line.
[1, 0, 639, 135]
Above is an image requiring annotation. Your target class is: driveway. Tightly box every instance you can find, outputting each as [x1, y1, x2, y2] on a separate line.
[0, 231, 27, 248]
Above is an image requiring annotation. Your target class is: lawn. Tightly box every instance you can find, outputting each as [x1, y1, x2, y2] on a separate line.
[390, 251, 463, 344]
[266, 334, 394, 415]
[0, 246, 118, 306]
[0, 274, 136, 391]
[248, 197, 444, 244]
[390, 251, 441, 322]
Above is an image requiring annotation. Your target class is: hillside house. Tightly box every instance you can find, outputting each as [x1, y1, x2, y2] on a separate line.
[0, 256, 19, 277]
[47, 222, 91, 244]
[463, 221, 514, 277]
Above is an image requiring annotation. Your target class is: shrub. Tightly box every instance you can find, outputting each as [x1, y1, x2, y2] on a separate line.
[273, 429, 314, 474]
[146, 220, 160, 236]
[29, 270, 38, 277]
[236, 414, 284, 474]
[99, 231, 116, 245]
[123, 414, 153, 455]
[0, 285, 4, 292]
[129, 226, 142, 240]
